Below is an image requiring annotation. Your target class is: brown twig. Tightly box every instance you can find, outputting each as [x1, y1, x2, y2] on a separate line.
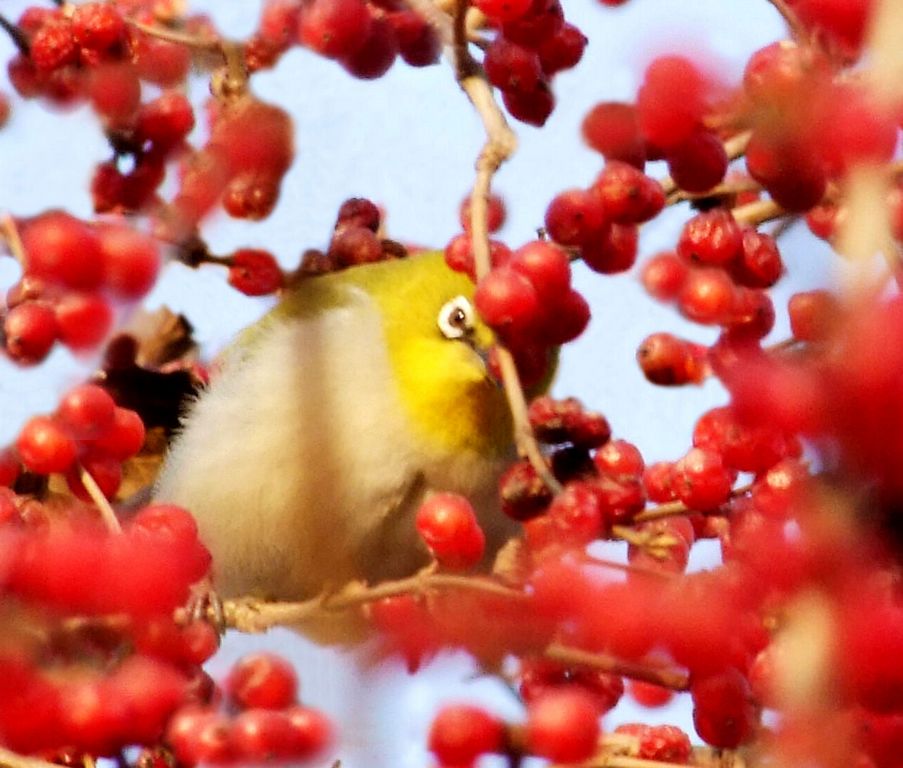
[0, 13, 29, 55]
[544, 641, 690, 691]
[732, 197, 784, 226]
[449, 0, 560, 495]
[211, 570, 528, 633]
[764, 0, 809, 41]
[126, 17, 222, 52]
[0, 214, 27, 267]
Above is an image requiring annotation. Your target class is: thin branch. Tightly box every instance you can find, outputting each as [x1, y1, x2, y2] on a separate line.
[77, 464, 123, 534]
[765, 0, 809, 41]
[210, 570, 528, 633]
[633, 483, 753, 523]
[0, 13, 29, 55]
[732, 197, 784, 226]
[450, 0, 560, 496]
[1, 214, 27, 266]
[544, 642, 691, 691]
[126, 17, 222, 53]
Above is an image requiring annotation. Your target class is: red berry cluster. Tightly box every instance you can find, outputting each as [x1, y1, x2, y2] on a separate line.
[544, 161, 664, 274]
[499, 396, 653, 552]
[581, 54, 727, 189]
[242, 0, 440, 78]
[0, 503, 214, 756]
[445, 236, 588, 385]
[13, 384, 145, 501]
[479, 0, 588, 127]
[4, 213, 161, 364]
[171, 96, 294, 233]
[166, 652, 333, 765]
[740, 40, 897, 212]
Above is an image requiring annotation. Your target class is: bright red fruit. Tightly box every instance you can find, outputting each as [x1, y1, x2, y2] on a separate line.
[228, 249, 284, 295]
[544, 188, 607, 246]
[581, 101, 645, 165]
[4, 302, 58, 364]
[525, 689, 601, 763]
[226, 653, 299, 711]
[21, 211, 104, 291]
[16, 415, 77, 474]
[55, 292, 113, 350]
[415, 493, 486, 569]
[637, 55, 707, 149]
[57, 384, 115, 438]
[97, 224, 161, 299]
[297, 0, 372, 58]
[474, 267, 541, 331]
[691, 669, 757, 748]
[428, 704, 505, 765]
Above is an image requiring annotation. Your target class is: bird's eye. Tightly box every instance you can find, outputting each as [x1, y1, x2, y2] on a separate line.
[438, 296, 475, 339]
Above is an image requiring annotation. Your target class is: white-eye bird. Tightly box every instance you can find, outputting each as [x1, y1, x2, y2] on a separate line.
[154, 252, 519, 606]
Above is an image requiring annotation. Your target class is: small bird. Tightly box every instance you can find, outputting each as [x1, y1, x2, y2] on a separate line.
[154, 252, 518, 606]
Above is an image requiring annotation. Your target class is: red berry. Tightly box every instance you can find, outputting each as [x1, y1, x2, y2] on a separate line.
[65, 455, 122, 501]
[388, 11, 440, 67]
[473, 0, 532, 22]
[672, 447, 734, 510]
[90, 407, 146, 460]
[226, 653, 299, 711]
[529, 396, 611, 448]
[581, 223, 639, 274]
[336, 197, 382, 232]
[222, 173, 281, 220]
[510, 240, 571, 303]
[745, 133, 826, 212]
[639, 725, 692, 762]
[537, 23, 587, 76]
[501, 0, 563, 47]
[502, 82, 555, 128]
[475, 267, 541, 331]
[788, 289, 839, 342]
[678, 268, 735, 325]
[415, 493, 486, 569]
[72, 3, 126, 53]
[677, 209, 743, 267]
[428, 704, 505, 765]
[228, 249, 284, 296]
[329, 226, 383, 267]
[4, 302, 58, 364]
[283, 706, 333, 758]
[732, 229, 782, 288]
[340, 17, 398, 80]
[17, 415, 77, 474]
[526, 689, 600, 763]
[86, 63, 141, 124]
[582, 101, 645, 166]
[97, 224, 161, 299]
[484, 38, 543, 94]
[30, 18, 78, 72]
[641, 252, 688, 302]
[539, 288, 591, 344]
[459, 193, 507, 234]
[637, 55, 707, 149]
[592, 161, 665, 224]
[628, 680, 675, 708]
[0, 449, 20, 488]
[166, 707, 235, 765]
[499, 459, 554, 521]
[55, 292, 113, 350]
[667, 130, 728, 193]
[637, 332, 708, 386]
[544, 188, 607, 247]
[691, 668, 757, 748]
[57, 384, 116, 438]
[594, 439, 644, 478]
[21, 211, 104, 291]
[297, 0, 372, 59]
[136, 92, 196, 150]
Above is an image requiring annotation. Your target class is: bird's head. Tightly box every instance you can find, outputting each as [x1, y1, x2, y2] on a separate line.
[346, 251, 515, 459]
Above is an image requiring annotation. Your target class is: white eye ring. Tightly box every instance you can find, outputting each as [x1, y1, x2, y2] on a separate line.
[438, 296, 475, 340]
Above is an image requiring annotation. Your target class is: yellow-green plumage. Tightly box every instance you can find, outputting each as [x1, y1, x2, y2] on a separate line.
[155, 252, 517, 611]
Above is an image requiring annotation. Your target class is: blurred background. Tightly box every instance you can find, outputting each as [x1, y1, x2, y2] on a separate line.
[0, 1, 834, 765]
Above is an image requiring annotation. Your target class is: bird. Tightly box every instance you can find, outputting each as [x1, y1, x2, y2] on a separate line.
[154, 251, 519, 608]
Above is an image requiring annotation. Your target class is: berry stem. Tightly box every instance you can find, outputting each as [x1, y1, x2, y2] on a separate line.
[633, 483, 753, 523]
[764, 0, 809, 42]
[451, 0, 560, 495]
[77, 463, 123, 534]
[544, 642, 690, 691]
[0, 214, 27, 266]
[0, 13, 29, 55]
[667, 179, 762, 207]
[732, 198, 784, 226]
[126, 17, 221, 52]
